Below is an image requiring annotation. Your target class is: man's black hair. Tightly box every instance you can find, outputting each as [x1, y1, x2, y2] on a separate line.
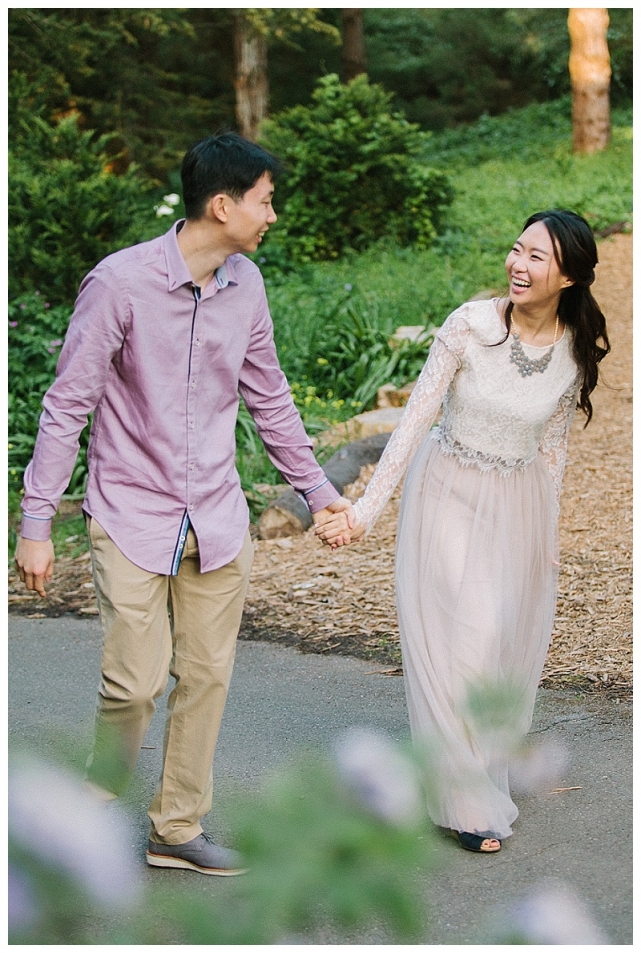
[181, 132, 282, 220]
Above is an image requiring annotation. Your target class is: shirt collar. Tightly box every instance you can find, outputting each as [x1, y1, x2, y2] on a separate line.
[164, 220, 240, 293]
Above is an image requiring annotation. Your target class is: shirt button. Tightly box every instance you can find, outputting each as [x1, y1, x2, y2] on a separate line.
[189, 504, 194, 511]
[189, 464, 194, 470]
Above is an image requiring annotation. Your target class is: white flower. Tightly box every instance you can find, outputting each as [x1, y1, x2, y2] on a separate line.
[155, 204, 175, 217]
[334, 728, 424, 827]
[9, 754, 142, 911]
[501, 880, 609, 944]
[163, 193, 181, 206]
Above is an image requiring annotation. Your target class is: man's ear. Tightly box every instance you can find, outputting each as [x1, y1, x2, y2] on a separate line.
[208, 193, 230, 224]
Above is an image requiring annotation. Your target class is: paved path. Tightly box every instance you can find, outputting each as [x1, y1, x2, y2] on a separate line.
[9, 616, 632, 944]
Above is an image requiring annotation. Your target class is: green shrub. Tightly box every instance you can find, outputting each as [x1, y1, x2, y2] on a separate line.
[259, 74, 454, 263]
[9, 89, 167, 307]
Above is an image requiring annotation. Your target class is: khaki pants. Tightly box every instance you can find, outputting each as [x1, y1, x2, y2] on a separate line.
[85, 515, 253, 844]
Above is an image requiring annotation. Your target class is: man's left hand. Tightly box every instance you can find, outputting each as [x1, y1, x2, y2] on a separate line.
[312, 497, 355, 548]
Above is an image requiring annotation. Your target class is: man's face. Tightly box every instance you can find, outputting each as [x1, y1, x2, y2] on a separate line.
[225, 172, 277, 254]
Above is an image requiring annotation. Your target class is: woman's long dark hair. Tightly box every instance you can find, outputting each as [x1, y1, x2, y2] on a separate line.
[501, 209, 610, 425]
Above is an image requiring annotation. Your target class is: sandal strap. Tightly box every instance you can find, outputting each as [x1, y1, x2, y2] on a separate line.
[452, 830, 501, 852]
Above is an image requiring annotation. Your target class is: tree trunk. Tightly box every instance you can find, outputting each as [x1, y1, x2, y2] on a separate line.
[568, 8, 611, 154]
[233, 15, 268, 141]
[341, 9, 367, 82]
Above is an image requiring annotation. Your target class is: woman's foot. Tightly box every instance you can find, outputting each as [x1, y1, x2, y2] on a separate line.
[450, 830, 501, 853]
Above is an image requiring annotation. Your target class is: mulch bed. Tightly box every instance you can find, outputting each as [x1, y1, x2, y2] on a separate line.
[8, 234, 632, 695]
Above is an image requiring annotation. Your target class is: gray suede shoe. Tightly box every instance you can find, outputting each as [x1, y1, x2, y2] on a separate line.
[146, 832, 247, 876]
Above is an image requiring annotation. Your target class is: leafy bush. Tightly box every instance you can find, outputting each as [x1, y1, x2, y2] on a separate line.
[259, 74, 454, 263]
[9, 79, 167, 307]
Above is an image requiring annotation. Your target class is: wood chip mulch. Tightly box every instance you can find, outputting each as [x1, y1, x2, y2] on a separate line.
[8, 235, 632, 694]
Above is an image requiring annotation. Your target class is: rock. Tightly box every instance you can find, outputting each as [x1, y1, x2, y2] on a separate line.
[346, 407, 405, 439]
[257, 433, 391, 539]
[376, 381, 416, 408]
[389, 325, 434, 346]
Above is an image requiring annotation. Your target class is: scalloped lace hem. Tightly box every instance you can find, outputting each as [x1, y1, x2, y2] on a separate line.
[435, 427, 536, 475]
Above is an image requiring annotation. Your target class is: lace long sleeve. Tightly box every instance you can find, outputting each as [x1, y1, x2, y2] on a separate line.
[352, 307, 470, 532]
[538, 376, 580, 506]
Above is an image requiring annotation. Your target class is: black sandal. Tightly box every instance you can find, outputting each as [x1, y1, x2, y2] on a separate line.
[450, 830, 501, 853]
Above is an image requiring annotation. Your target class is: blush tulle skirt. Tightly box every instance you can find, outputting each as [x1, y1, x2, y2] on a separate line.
[396, 433, 559, 839]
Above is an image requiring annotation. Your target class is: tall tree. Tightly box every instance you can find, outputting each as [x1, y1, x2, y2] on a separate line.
[233, 10, 339, 140]
[341, 9, 367, 82]
[233, 14, 268, 141]
[568, 8, 611, 154]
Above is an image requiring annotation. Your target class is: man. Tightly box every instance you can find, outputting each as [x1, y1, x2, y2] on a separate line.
[14, 132, 353, 876]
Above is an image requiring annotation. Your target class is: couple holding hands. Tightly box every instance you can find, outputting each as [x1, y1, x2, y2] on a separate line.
[15, 131, 608, 871]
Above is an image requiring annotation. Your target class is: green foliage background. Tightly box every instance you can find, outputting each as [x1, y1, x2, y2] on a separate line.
[7, 8, 633, 531]
[259, 75, 454, 262]
[9, 108, 165, 307]
[8, 8, 632, 181]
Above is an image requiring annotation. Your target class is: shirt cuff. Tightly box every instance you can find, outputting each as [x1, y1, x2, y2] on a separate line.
[303, 478, 340, 513]
[20, 514, 53, 541]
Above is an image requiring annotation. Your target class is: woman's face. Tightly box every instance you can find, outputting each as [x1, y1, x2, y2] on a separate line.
[505, 221, 573, 309]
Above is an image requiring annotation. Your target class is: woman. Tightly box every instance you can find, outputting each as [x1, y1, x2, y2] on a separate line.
[316, 210, 609, 853]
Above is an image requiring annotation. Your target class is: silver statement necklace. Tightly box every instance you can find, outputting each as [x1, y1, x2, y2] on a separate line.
[509, 313, 559, 377]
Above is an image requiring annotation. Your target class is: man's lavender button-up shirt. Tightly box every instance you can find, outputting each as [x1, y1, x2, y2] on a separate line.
[20, 222, 339, 574]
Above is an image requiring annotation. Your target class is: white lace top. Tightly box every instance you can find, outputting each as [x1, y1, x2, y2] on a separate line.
[353, 298, 580, 532]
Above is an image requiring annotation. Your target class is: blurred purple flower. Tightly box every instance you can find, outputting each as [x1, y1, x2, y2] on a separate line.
[9, 754, 142, 911]
[8, 866, 40, 934]
[503, 880, 609, 944]
[49, 339, 63, 347]
[344, 283, 353, 291]
[44, 302, 50, 309]
[20, 303, 27, 310]
[334, 728, 424, 827]
[9, 321, 18, 327]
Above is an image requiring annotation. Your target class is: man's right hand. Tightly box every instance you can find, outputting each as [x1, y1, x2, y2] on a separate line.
[14, 537, 55, 597]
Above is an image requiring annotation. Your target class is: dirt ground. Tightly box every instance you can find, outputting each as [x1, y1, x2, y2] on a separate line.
[8, 234, 632, 693]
